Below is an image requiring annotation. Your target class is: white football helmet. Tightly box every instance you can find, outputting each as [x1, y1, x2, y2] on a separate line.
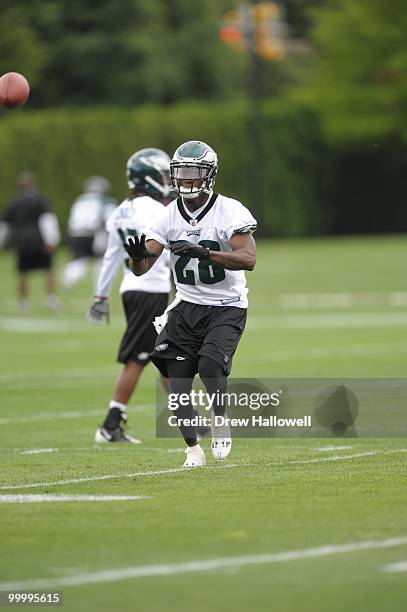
[170, 140, 218, 199]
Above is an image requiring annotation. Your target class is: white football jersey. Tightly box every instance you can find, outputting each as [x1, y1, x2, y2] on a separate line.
[67, 193, 116, 236]
[95, 196, 171, 296]
[147, 193, 256, 308]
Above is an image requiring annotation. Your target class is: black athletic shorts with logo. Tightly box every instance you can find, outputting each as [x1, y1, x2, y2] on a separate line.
[117, 291, 168, 365]
[150, 300, 247, 377]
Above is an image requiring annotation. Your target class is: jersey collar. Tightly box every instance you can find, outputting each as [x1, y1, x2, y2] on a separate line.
[176, 193, 218, 226]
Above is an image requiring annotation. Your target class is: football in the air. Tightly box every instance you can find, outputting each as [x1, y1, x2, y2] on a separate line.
[0, 72, 30, 109]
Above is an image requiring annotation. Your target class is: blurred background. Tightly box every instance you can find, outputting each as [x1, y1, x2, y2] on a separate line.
[1, 0, 407, 237]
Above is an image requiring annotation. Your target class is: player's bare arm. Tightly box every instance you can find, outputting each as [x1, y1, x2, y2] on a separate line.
[209, 232, 256, 271]
[126, 236, 164, 276]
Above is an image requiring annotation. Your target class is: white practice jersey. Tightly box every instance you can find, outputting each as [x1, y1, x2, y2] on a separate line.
[95, 196, 171, 296]
[147, 193, 256, 308]
[67, 193, 116, 236]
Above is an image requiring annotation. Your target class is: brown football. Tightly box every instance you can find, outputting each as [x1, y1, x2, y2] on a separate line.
[0, 72, 30, 109]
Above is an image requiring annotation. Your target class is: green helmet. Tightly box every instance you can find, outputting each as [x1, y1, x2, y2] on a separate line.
[170, 140, 218, 199]
[126, 148, 171, 198]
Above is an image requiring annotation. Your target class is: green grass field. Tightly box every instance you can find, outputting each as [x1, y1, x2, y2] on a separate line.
[1, 236, 406, 612]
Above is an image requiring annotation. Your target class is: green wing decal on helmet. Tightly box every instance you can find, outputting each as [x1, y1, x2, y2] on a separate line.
[126, 148, 171, 198]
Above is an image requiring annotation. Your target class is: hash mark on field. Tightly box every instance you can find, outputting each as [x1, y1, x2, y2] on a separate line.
[19, 448, 59, 455]
[1, 536, 406, 589]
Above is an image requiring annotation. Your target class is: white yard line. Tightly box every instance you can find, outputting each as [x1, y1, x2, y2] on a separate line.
[0, 536, 406, 590]
[0, 464, 241, 491]
[381, 560, 407, 573]
[1, 449, 405, 491]
[0, 494, 151, 504]
[287, 450, 378, 464]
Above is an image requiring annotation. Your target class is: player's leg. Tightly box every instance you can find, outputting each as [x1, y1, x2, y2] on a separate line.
[62, 236, 93, 288]
[113, 359, 144, 404]
[44, 267, 60, 310]
[95, 359, 144, 444]
[198, 306, 247, 460]
[95, 290, 168, 444]
[18, 271, 29, 309]
[198, 356, 232, 461]
[62, 257, 89, 288]
[167, 359, 206, 467]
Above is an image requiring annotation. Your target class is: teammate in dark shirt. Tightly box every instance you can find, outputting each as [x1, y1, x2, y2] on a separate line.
[1, 172, 60, 309]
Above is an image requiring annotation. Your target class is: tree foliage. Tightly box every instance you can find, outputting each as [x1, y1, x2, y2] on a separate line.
[302, 0, 407, 144]
[0, 0, 323, 108]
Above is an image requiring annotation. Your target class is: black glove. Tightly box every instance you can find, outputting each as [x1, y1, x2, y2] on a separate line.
[86, 297, 109, 325]
[123, 234, 157, 262]
[170, 241, 210, 260]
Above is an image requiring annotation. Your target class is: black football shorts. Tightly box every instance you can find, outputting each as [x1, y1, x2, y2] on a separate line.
[150, 300, 247, 377]
[117, 291, 168, 365]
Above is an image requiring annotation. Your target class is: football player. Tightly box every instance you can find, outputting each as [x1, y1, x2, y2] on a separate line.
[124, 141, 257, 465]
[0, 172, 60, 310]
[62, 176, 117, 289]
[86, 148, 172, 443]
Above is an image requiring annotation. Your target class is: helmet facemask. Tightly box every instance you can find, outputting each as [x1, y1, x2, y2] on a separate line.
[170, 141, 218, 200]
[170, 162, 215, 200]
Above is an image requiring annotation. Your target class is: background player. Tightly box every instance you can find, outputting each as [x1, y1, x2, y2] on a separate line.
[87, 149, 172, 443]
[124, 140, 257, 466]
[0, 171, 60, 310]
[62, 176, 117, 289]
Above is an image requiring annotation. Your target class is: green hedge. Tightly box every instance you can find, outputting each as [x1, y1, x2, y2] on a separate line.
[0, 99, 331, 237]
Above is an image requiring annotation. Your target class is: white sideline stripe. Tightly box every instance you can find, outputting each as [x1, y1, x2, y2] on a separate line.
[0, 494, 151, 504]
[381, 560, 407, 573]
[20, 448, 59, 455]
[2, 449, 406, 491]
[0, 464, 241, 490]
[1, 536, 407, 590]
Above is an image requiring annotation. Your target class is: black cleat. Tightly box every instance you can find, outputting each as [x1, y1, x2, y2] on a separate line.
[95, 407, 141, 444]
